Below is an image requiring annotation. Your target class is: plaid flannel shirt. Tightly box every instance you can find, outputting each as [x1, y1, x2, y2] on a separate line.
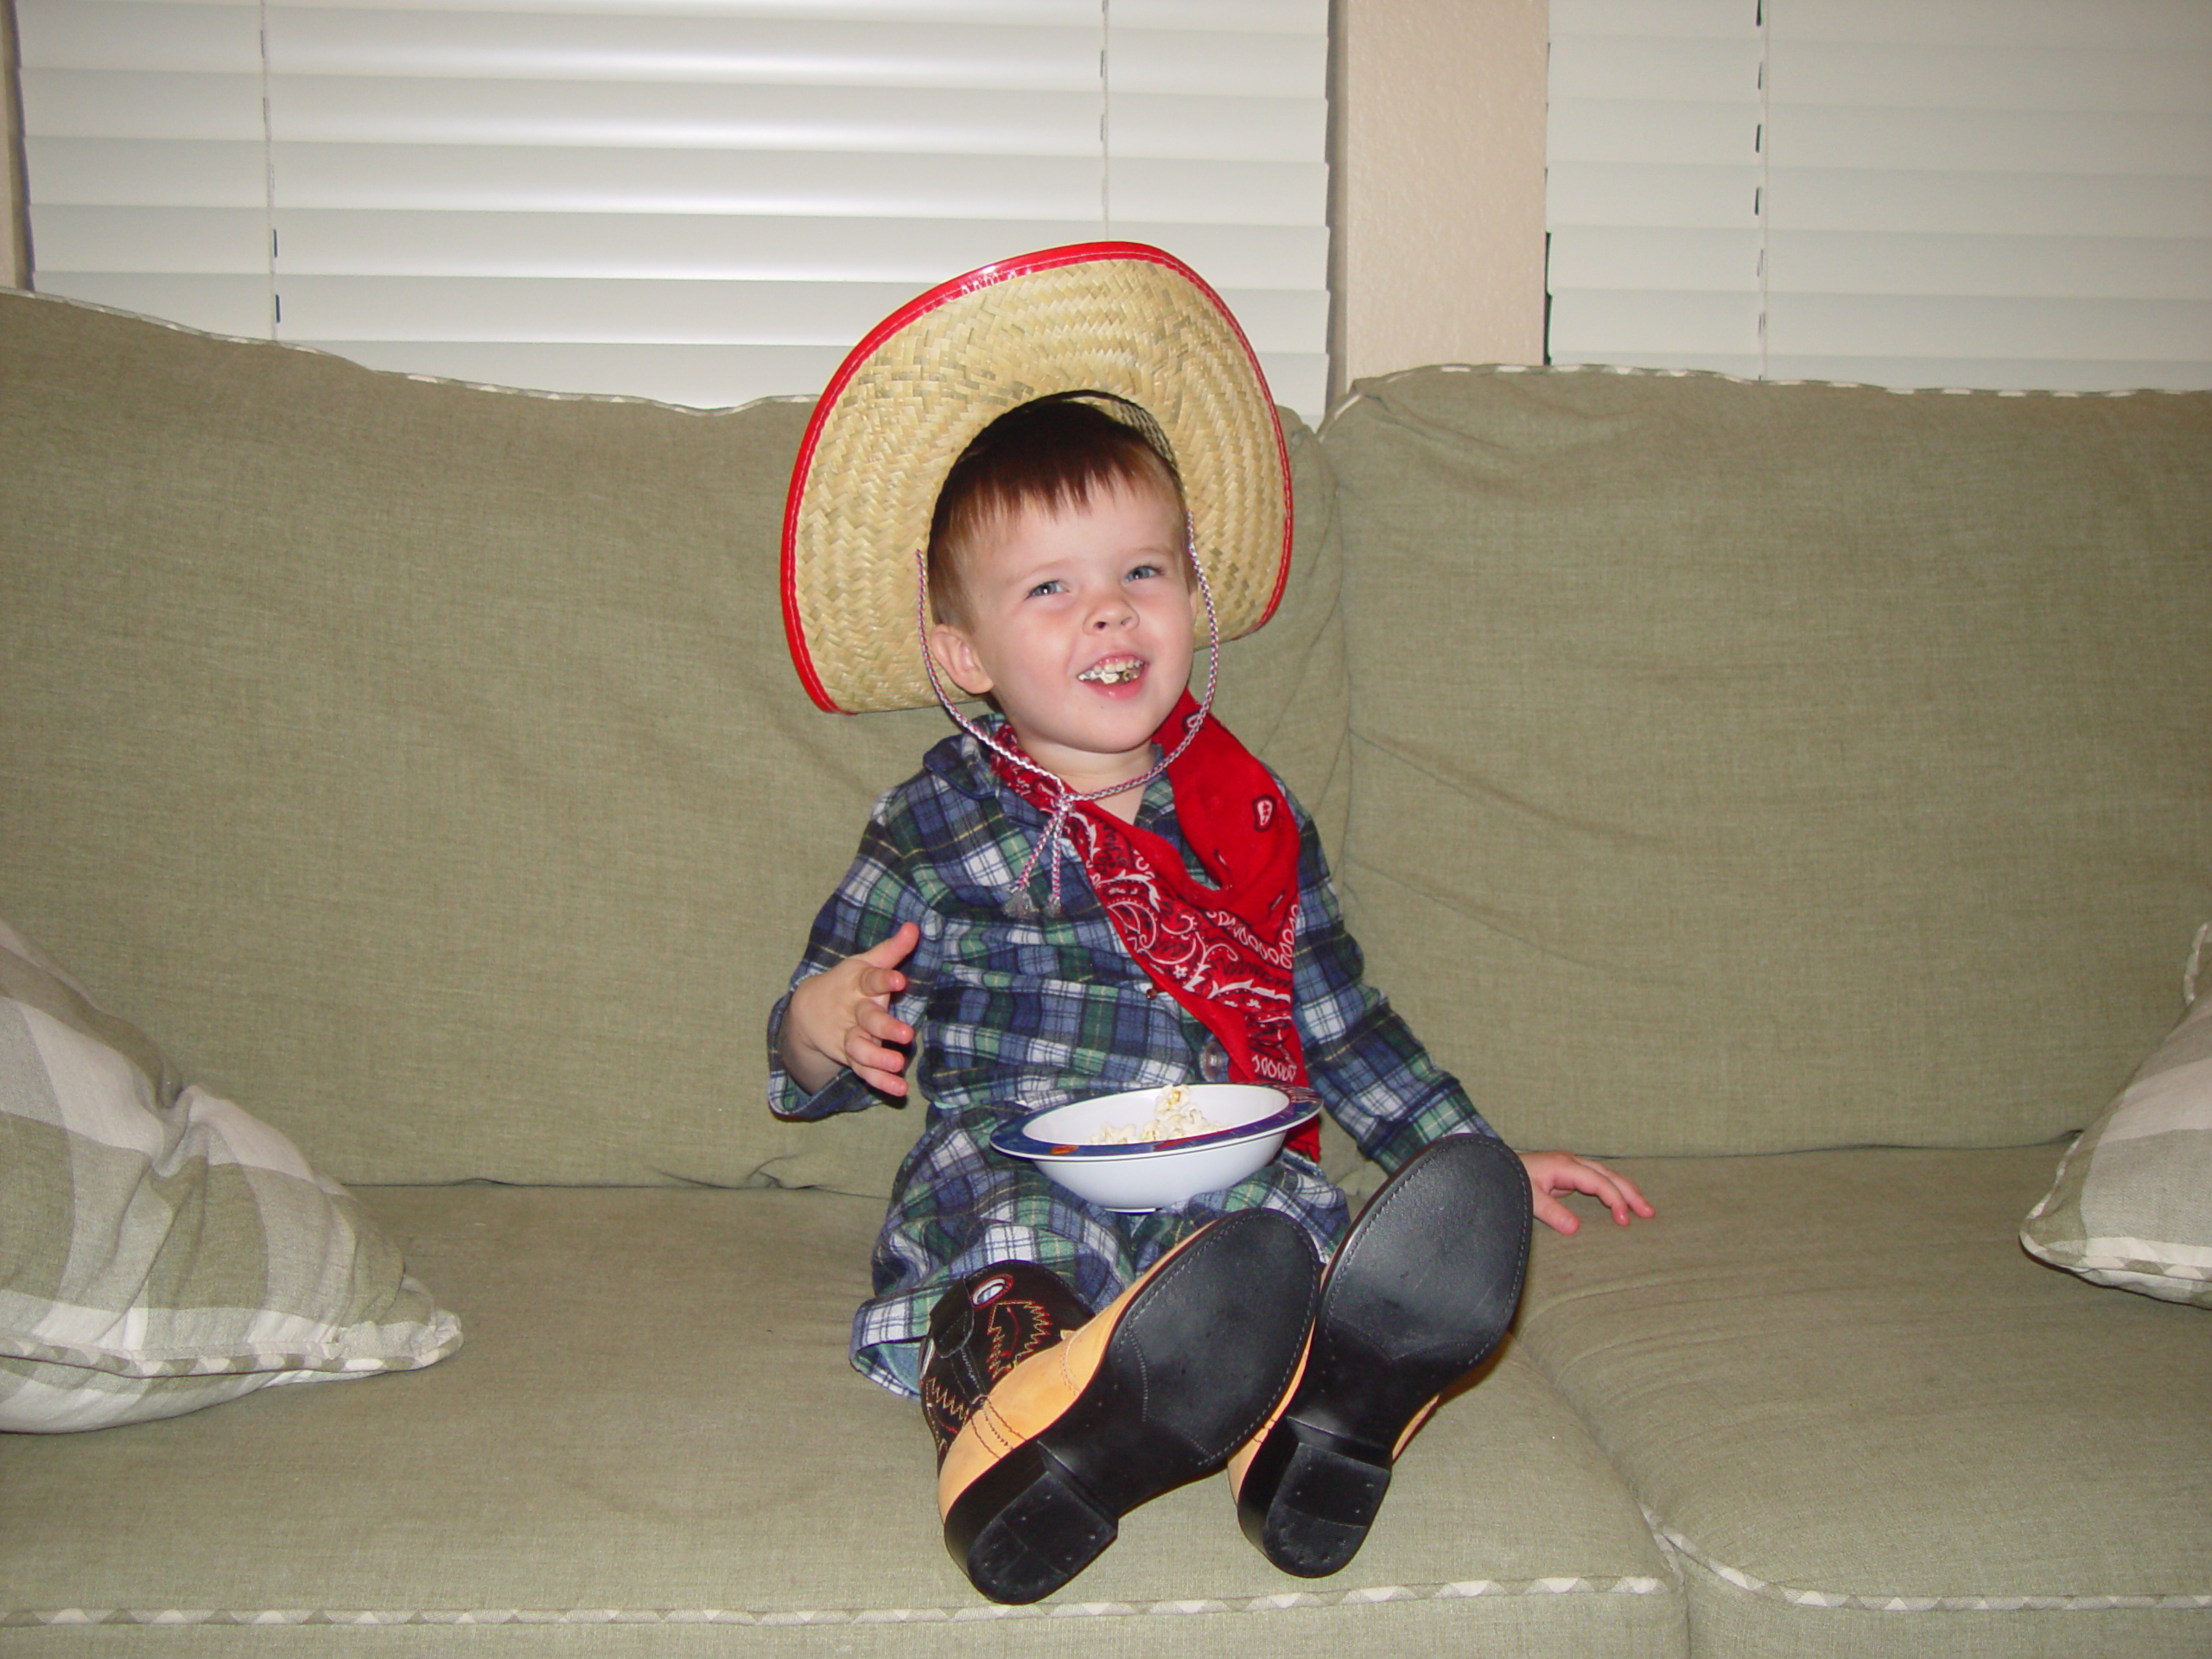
[767, 721, 1497, 1398]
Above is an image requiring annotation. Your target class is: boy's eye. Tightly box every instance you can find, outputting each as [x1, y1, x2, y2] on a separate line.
[1026, 579, 1065, 598]
[1126, 563, 1160, 582]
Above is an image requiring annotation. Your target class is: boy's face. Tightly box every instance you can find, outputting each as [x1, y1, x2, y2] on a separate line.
[928, 480, 1200, 798]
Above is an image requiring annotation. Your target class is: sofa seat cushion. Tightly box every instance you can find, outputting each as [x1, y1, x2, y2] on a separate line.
[1516, 1147, 2212, 1659]
[1, 1185, 1685, 1656]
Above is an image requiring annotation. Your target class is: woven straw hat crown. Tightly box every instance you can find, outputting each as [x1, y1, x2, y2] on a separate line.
[781, 243, 1292, 714]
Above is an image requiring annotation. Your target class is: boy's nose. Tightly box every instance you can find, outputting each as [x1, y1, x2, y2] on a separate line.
[1086, 590, 1136, 628]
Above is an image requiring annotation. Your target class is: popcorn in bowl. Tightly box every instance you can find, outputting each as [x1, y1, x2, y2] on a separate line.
[1086, 1084, 1226, 1145]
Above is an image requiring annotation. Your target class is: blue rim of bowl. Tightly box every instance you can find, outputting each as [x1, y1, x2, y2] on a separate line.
[990, 1091, 1321, 1163]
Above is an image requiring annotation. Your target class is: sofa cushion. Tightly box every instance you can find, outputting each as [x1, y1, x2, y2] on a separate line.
[1516, 1147, 2212, 1659]
[0, 1185, 1686, 1657]
[0, 920, 460, 1431]
[2022, 934, 2212, 1306]
[0, 291, 1348, 1193]
[1325, 365, 2212, 1156]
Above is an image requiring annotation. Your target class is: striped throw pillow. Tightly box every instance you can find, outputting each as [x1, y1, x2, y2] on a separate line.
[2021, 929, 2212, 1309]
[0, 919, 461, 1431]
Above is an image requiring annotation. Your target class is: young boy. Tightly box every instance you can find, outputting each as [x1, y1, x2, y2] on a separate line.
[772, 245, 1650, 1605]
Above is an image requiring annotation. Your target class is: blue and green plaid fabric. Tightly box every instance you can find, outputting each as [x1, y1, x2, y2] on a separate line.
[768, 722, 1497, 1398]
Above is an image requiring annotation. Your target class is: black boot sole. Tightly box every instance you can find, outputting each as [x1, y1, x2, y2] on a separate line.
[945, 1208, 1321, 1605]
[1237, 1133, 1531, 1578]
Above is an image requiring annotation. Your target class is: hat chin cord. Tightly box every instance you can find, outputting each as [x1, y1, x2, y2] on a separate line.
[915, 523, 1224, 916]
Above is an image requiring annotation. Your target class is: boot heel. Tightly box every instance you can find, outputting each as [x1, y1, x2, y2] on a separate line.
[944, 1441, 1117, 1605]
[1236, 1418, 1393, 1579]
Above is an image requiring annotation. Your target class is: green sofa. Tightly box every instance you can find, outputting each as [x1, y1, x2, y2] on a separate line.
[3, 289, 2207, 1657]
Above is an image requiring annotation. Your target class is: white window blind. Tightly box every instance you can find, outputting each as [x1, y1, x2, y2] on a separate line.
[19, 0, 1331, 419]
[1547, 0, 2212, 391]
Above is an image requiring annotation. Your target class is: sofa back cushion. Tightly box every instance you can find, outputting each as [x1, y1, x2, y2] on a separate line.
[0, 294, 1348, 1189]
[1325, 365, 2212, 1156]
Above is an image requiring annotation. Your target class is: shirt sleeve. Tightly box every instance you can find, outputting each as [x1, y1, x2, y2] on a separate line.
[1286, 797, 1502, 1169]
[766, 787, 941, 1122]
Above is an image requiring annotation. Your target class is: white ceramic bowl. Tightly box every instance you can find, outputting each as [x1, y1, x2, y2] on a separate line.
[990, 1084, 1319, 1213]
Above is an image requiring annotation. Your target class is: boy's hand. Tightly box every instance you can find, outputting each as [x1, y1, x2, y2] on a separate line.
[779, 922, 922, 1098]
[1519, 1150, 1655, 1236]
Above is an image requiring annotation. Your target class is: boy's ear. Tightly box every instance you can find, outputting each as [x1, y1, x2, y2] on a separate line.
[927, 623, 995, 698]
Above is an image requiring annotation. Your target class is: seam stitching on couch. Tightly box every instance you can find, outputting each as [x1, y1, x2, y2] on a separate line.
[1, 1579, 1672, 1629]
[1643, 1510, 2212, 1614]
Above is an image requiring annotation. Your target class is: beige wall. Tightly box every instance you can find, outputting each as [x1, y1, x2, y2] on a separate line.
[1332, 0, 1548, 397]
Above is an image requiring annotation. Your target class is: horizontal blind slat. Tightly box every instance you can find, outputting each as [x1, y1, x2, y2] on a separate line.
[27, 138, 269, 207]
[1108, 29, 1325, 96]
[260, 274, 1326, 351]
[1549, 35, 1764, 103]
[1548, 226, 1762, 291]
[1776, 0, 2212, 50]
[1551, 2, 1758, 43]
[1547, 162, 1763, 230]
[32, 206, 270, 272]
[35, 273, 272, 335]
[16, 0, 261, 71]
[1770, 105, 2212, 175]
[143, 0, 1097, 16]
[262, 74, 1102, 152]
[1767, 168, 2212, 238]
[1547, 98, 1759, 166]
[1109, 157, 1325, 226]
[1770, 294, 2211, 360]
[248, 211, 1327, 287]
[23, 70, 265, 141]
[1548, 289, 1764, 358]
[266, 9, 1101, 89]
[1768, 41, 2212, 115]
[232, 77, 1323, 163]
[273, 143, 1101, 216]
[1769, 230, 2212, 301]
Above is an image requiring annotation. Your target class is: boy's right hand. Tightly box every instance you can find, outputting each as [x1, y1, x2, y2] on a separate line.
[779, 921, 922, 1098]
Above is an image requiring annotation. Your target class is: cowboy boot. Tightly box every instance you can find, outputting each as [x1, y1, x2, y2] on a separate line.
[1228, 1132, 1531, 1578]
[920, 1262, 1094, 1463]
[938, 1209, 1319, 1605]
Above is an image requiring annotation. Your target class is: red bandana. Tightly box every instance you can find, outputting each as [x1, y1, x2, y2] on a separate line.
[989, 692, 1320, 1161]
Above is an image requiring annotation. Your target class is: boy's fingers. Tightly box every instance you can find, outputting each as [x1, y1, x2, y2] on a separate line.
[845, 1033, 910, 1087]
[855, 964, 906, 1000]
[1530, 1187, 1581, 1236]
[1576, 1159, 1656, 1222]
[859, 922, 922, 969]
[855, 1003, 912, 1046]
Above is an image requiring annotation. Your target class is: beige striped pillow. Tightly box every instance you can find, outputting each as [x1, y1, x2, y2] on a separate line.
[2021, 928, 2212, 1308]
[0, 919, 461, 1431]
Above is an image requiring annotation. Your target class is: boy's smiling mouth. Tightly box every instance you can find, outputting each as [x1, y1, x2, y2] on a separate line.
[1076, 655, 1146, 685]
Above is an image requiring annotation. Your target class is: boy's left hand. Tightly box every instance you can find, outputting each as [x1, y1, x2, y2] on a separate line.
[1519, 1151, 1655, 1236]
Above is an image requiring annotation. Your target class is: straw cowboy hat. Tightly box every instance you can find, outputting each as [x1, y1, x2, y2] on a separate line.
[780, 242, 1294, 715]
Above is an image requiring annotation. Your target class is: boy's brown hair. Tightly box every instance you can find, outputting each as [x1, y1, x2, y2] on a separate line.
[926, 394, 1190, 627]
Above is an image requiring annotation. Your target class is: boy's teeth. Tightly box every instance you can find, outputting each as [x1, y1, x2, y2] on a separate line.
[1078, 658, 1143, 684]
